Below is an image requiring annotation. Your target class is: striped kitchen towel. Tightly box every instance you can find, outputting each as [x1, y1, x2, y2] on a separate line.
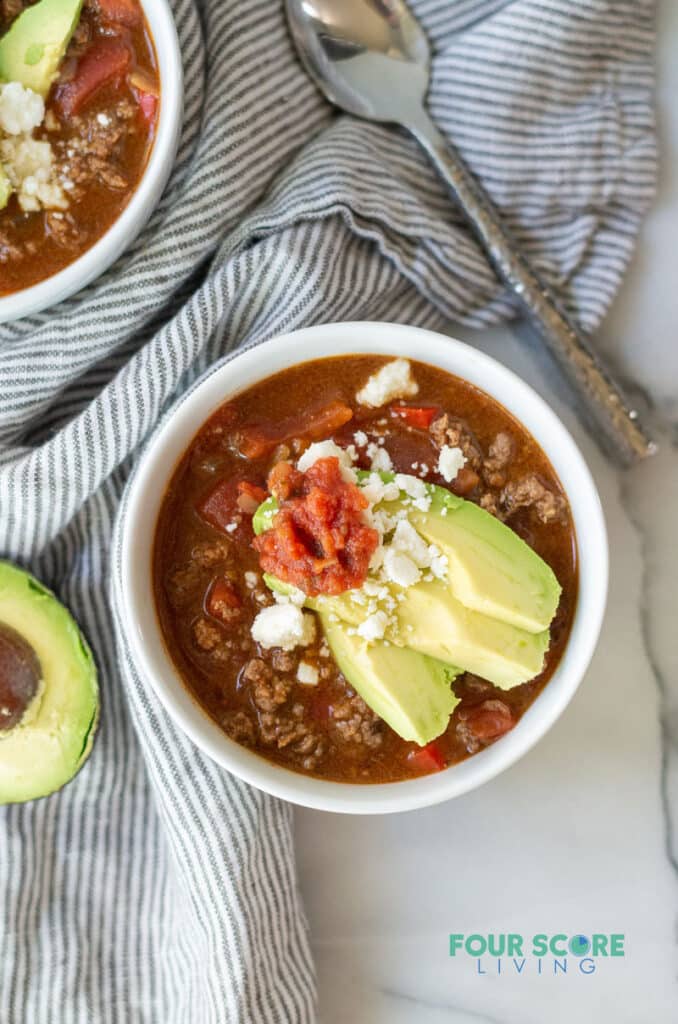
[0, 1, 656, 1022]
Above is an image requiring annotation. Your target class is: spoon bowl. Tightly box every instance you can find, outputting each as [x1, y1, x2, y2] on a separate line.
[285, 0, 655, 466]
[286, 0, 430, 122]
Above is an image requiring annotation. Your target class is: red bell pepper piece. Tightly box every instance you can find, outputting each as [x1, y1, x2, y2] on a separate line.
[137, 91, 157, 125]
[406, 741, 447, 773]
[56, 38, 132, 117]
[390, 405, 438, 430]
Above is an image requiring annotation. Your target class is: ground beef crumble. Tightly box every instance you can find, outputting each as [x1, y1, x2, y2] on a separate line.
[331, 692, 384, 748]
[0, 0, 25, 25]
[193, 618, 224, 652]
[220, 710, 256, 747]
[55, 99, 137, 198]
[244, 657, 293, 713]
[430, 414, 483, 470]
[501, 474, 567, 525]
[259, 704, 327, 771]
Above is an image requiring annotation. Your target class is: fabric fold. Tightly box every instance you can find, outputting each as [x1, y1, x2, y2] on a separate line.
[0, 1, 656, 1021]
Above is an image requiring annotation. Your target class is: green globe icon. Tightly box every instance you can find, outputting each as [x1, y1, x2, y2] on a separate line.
[569, 935, 590, 956]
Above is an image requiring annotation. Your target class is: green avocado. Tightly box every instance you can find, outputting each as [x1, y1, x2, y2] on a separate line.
[0, 164, 10, 210]
[0, 562, 99, 805]
[402, 485, 561, 634]
[0, 0, 84, 97]
[321, 614, 460, 746]
[268, 574, 549, 691]
[253, 471, 561, 737]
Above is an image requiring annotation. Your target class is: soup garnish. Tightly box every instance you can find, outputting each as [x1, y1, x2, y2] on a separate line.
[154, 356, 577, 784]
[0, 0, 159, 294]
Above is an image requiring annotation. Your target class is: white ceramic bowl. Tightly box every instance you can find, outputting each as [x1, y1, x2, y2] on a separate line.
[0, 0, 183, 322]
[117, 323, 608, 814]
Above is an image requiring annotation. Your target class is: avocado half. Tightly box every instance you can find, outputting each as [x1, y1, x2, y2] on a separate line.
[0, 561, 99, 804]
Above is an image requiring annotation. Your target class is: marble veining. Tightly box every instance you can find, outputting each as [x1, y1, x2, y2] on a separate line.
[295, 2, 678, 1020]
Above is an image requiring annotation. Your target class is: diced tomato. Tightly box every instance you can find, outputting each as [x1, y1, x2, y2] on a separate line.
[206, 578, 242, 623]
[56, 38, 132, 117]
[236, 481, 268, 514]
[407, 741, 447, 774]
[198, 479, 239, 533]
[96, 0, 142, 27]
[235, 401, 354, 460]
[390, 405, 438, 430]
[302, 400, 354, 440]
[449, 466, 480, 496]
[137, 91, 157, 125]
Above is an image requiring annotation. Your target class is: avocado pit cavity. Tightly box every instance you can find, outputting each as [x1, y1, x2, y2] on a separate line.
[0, 622, 43, 733]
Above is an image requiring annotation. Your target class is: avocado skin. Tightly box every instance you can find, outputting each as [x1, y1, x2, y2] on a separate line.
[0, 0, 84, 97]
[0, 561, 99, 805]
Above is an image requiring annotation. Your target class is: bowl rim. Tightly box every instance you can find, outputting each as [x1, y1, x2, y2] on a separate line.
[0, 0, 183, 322]
[115, 322, 609, 815]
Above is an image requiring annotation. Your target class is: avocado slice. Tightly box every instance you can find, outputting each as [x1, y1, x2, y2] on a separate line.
[321, 614, 460, 746]
[255, 473, 557, 690]
[254, 481, 562, 635]
[0, 0, 84, 98]
[0, 562, 99, 805]
[0, 164, 10, 211]
[279, 577, 549, 690]
[402, 485, 561, 634]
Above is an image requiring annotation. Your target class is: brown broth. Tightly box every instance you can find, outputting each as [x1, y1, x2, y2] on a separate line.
[153, 355, 578, 784]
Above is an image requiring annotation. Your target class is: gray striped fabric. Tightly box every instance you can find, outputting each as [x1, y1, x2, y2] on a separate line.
[0, 1, 656, 1021]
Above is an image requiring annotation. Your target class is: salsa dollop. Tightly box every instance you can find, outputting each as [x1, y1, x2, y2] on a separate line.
[253, 457, 379, 596]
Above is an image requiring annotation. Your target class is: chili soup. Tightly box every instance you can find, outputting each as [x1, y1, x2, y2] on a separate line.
[0, 0, 159, 295]
[153, 355, 578, 785]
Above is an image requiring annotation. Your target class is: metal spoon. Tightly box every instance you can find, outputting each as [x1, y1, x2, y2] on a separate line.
[285, 0, 656, 466]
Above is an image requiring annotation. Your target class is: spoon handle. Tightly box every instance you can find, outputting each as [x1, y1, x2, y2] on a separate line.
[406, 110, 655, 467]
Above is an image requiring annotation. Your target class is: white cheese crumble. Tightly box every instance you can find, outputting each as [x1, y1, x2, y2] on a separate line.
[360, 472, 400, 507]
[244, 571, 258, 589]
[297, 440, 357, 482]
[367, 443, 393, 473]
[0, 84, 68, 214]
[356, 359, 419, 408]
[437, 445, 466, 483]
[296, 662, 319, 685]
[0, 82, 44, 136]
[394, 472, 431, 512]
[353, 430, 368, 447]
[251, 604, 316, 651]
[356, 610, 390, 642]
[382, 548, 421, 588]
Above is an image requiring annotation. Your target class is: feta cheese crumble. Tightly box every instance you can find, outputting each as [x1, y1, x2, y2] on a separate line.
[356, 359, 419, 408]
[394, 473, 431, 512]
[0, 83, 68, 213]
[356, 610, 390, 642]
[297, 440, 357, 482]
[296, 662, 319, 685]
[251, 604, 316, 651]
[437, 445, 466, 483]
[382, 548, 421, 588]
[0, 83, 45, 136]
[367, 442, 393, 473]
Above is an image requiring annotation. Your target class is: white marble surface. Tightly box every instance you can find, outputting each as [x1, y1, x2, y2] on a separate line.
[296, 2, 678, 1019]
